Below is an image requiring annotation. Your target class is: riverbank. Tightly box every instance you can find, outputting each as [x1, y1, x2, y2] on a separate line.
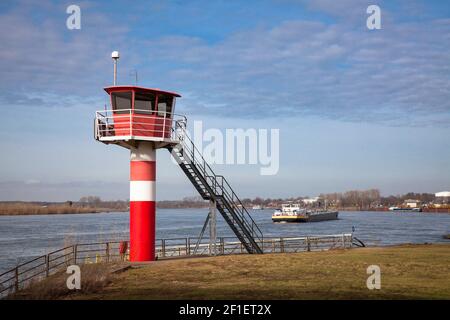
[0, 200, 208, 215]
[0, 203, 123, 215]
[2, 205, 449, 216]
[12, 244, 450, 300]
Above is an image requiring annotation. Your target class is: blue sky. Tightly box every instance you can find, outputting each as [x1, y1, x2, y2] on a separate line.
[0, 0, 449, 201]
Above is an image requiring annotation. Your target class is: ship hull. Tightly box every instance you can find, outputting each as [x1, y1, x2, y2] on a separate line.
[272, 211, 339, 223]
[391, 208, 422, 212]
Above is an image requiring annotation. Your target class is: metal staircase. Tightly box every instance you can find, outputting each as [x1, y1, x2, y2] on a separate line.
[167, 123, 264, 254]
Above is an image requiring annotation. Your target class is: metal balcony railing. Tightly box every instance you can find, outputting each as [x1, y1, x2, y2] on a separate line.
[94, 109, 187, 142]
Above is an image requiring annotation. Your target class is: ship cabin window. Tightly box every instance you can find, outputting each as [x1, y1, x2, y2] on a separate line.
[134, 92, 156, 115]
[111, 91, 132, 114]
[157, 95, 174, 117]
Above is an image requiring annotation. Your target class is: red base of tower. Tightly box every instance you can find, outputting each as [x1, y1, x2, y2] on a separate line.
[130, 201, 156, 261]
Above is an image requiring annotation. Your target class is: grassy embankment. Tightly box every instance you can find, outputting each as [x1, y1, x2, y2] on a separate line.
[12, 244, 450, 300]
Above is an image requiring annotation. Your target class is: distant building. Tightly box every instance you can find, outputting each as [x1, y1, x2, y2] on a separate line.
[435, 191, 450, 205]
[404, 199, 421, 208]
[435, 191, 450, 198]
[302, 197, 320, 205]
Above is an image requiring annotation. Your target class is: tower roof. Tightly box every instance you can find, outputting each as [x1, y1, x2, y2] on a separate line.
[104, 85, 181, 97]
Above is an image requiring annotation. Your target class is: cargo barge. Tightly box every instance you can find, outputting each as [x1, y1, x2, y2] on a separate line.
[272, 203, 338, 223]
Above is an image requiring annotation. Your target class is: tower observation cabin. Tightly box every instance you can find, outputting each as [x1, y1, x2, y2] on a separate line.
[95, 85, 185, 148]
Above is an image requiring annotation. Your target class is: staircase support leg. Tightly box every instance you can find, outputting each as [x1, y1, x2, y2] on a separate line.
[193, 212, 210, 255]
[209, 199, 217, 256]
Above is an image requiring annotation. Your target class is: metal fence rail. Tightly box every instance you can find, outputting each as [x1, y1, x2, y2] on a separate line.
[0, 245, 76, 298]
[0, 233, 353, 298]
[156, 234, 353, 257]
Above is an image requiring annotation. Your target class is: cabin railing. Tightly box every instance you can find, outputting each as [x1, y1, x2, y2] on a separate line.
[0, 234, 354, 299]
[94, 109, 187, 142]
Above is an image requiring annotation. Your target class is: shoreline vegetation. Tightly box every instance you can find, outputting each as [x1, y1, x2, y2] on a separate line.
[11, 244, 450, 300]
[1, 189, 449, 215]
[0, 197, 128, 216]
[1, 202, 448, 216]
[0, 202, 125, 216]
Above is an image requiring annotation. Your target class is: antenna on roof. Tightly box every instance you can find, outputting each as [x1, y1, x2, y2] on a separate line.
[111, 51, 120, 85]
[130, 69, 138, 85]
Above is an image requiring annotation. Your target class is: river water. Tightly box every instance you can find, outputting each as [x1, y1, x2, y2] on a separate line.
[0, 209, 449, 273]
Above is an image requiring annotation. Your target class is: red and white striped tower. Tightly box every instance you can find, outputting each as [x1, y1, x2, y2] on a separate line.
[129, 142, 156, 261]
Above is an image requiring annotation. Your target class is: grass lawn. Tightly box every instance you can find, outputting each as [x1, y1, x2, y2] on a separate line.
[13, 244, 450, 300]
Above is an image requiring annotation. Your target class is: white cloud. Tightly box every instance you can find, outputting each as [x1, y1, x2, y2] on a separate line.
[142, 14, 450, 126]
[0, 0, 129, 97]
[0, 0, 449, 128]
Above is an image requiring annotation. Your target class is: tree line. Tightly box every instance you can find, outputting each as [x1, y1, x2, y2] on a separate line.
[241, 189, 436, 209]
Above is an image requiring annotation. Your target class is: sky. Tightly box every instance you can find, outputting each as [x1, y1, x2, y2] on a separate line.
[0, 0, 449, 201]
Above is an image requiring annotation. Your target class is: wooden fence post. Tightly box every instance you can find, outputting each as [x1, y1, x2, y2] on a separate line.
[106, 243, 110, 263]
[45, 254, 50, 277]
[187, 238, 191, 256]
[280, 238, 284, 253]
[306, 237, 311, 252]
[73, 245, 77, 265]
[162, 239, 166, 258]
[220, 238, 225, 255]
[14, 267, 19, 292]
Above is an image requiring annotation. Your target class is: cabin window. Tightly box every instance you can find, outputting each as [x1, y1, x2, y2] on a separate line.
[111, 91, 132, 114]
[157, 95, 173, 116]
[134, 92, 156, 114]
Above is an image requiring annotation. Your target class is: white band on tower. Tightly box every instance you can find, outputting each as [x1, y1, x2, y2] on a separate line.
[130, 181, 156, 201]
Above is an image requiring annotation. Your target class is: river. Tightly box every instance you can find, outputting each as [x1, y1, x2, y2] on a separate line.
[0, 209, 449, 272]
